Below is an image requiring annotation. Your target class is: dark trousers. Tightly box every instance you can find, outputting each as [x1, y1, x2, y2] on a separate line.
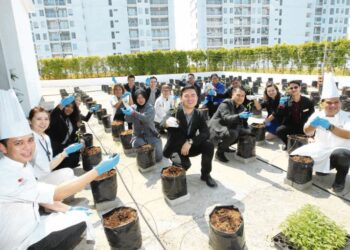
[28, 222, 86, 250]
[207, 101, 220, 118]
[52, 141, 80, 170]
[217, 128, 252, 151]
[276, 124, 304, 146]
[163, 140, 214, 177]
[330, 149, 350, 184]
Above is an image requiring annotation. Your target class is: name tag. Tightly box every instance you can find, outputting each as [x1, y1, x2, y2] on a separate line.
[303, 109, 309, 112]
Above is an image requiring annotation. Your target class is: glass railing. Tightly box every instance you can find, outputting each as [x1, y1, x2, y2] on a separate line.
[150, 0, 168, 4]
[150, 10, 168, 15]
[151, 22, 169, 26]
[207, 0, 222, 4]
[127, 0, 137, 4]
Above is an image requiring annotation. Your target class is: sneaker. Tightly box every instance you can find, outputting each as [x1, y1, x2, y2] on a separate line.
[215, 151, 229, 163]
[200, 175, 218, 188]
[332, 181, 345, 193]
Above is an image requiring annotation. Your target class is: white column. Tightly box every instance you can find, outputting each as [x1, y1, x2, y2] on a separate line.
[0, 0, 41, 115]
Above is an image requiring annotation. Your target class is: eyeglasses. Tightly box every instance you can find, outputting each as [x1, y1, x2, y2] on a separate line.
[289, 86, 299, 90]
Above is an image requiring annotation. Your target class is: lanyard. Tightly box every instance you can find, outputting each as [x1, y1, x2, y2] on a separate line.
[38, 137, 51, 162]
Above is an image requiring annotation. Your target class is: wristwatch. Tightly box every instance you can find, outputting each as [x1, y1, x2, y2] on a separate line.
[187, 139, 193, 145]
[327, 124, 335, 131]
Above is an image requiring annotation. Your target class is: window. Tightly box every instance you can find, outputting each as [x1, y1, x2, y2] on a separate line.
[67, 0, 71, 3]
[71, 32, 76, 39]
[33, 22, 39, 29]
[109, 9, 113, 17]
[224, 28, 227, 34]
[331, 0, 335, 4]
[145, 8, 149, 14]
[109, 0, 112, 5]
[345, 18, 348, 24]
[343, 27, 347, 33]
[39, 10, 44, 16]
[43, 33, 47, 40]
[139, 19, 143, 25]
[251, 38, 255, 43]
[70, 21, 74, 27]
[346, 8, 349, 14]
[111, 31, 115, 38]
[336, 8, 339, 13]
[328, 27, 332, 33]
[35, 34, 41, 40]
[72, 44, 77, 50]
[224, 39, 227, 44]
[38, 0, 42, 3]
[67, 9, 73, 16]
[45, 45, 50, 51]
[110, 20, 114, 28]
[41, 21, 46, 28]
[112, 42, 116, 49]
[146, 19, 149, 25]
[329, 17, 333, 24]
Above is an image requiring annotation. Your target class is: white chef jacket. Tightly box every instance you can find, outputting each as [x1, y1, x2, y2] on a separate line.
[30, 131, 75, 185]
[154, 95, 174, 123]
[0, 156, 94, 250]
[291, 110, 350, 173]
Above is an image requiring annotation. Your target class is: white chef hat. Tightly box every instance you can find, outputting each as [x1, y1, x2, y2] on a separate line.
[321, 72, 339, 99]
[0, 89, 32, 140]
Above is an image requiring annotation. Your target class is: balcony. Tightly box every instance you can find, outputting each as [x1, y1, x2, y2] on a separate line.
[127, 8, 137, 16]
[151, 18, 169, 27]
[129, 30, 139, 38]
[207, 0, 222, 4]
[128, 18, 138, 27]
[127, 0, 136, 4]
[207, 9, 222, 15]
[152, 31, 169, 37]
[44, 0, 66, 6]
[150, 0, 168, 4]
[152, 39, 169, 49]
[130, 40, 140, 49]
[150, 7, 168, 15]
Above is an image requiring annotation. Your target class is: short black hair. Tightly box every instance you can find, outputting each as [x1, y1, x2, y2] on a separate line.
[181, 85, 198, 97]
[188, 73, 195, 78]
[210, 73, 219, 79]
[127, 75, 135, 80]
[288, 80, 301, 86]
[232, 86, 246, 94]
[0, 139, 8, 147]
[150, 76, 157, 81]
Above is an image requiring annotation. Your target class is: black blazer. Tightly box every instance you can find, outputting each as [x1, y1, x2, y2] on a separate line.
[275, 96, 314, 127]
[124, 83, 139, 104]
[161, 107, 209, 156]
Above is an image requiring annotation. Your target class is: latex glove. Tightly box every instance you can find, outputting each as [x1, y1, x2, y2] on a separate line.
[69, 206, 92, 216]
[89, 104, 100, 113]
[208, 89, 216, 96]
[279, 96, 289, 106]
[121, 92, 131, 99]
[239, 111, 252, 119]
[246, 95, 257, 101]
[310, 116, 322, 127]
[121, 107, 134, 116]
[166, 117, 179, 128]
[200, 99, 208, 106]
[112, 76, 117, 83]
[60, 95, 75, 107]
[95, 154, 120, 175]
[145, 78, 151, 87]
[317, 117, 331, 130]
[64, 143, 83, 155]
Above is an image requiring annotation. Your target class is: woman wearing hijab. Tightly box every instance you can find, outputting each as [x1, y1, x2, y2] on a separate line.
[46, 96, 81, 169]
[29, 106, 81, 185]
[122, 89, 163, 162]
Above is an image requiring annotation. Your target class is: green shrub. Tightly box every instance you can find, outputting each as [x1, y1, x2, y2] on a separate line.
[281, 204, 347, 250]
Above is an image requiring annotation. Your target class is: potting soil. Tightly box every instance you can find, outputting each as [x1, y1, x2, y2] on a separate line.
[162, 166, 185, 177]
[210, 208, 242, 234]
[290, 155, 313, 164]
[95, 169, 116, 181]
[103, 207, 137, 228]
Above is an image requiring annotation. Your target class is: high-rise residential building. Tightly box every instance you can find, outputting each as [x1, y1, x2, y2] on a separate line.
[179, 0, 350, 49]
[29, 0, 175, 59]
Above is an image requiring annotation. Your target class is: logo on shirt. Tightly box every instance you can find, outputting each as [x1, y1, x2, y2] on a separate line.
[17, 177, 25, 185]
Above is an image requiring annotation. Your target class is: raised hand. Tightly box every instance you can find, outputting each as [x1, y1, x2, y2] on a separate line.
[239, 111, 252, 119]
[64, 143, 83, 155]
[121, 107, 134, 116]
[60, 95, 75, 108]
[94, 154, 120, 175]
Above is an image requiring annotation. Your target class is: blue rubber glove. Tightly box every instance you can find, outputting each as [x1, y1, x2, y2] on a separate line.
[95, 154, 120, 175]
[121, 107, 134, 116]
[60, 95, 75, 107]
[239, 111, 252, 119]
[201, 99, 208, 106]
[121, 92, 131, 99]
[208, 89, 216, 96]
[145, 78, 151, 87]
[112, 76, 117, 83]
[310, 116, 322, 127]
[69, 206, 92, 216]
[279, 96, 289, 106]
[317, 117, 331, 129]
[64, 143, 83, 155]
[89, 104, 100, 113]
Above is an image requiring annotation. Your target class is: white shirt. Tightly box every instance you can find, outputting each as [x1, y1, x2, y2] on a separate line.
[30, 131, 53, 179]
[154, 95, 174, 123]
[0, 156, 55, 250]
[110, 95, 129, 119]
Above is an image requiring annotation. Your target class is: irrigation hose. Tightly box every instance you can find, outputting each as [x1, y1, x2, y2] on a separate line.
[85, 122, 167, 250]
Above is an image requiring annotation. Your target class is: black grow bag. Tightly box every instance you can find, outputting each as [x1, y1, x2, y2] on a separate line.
[161, 166, 187, 200]
[102, 115, 111, 129]
[237, 134, 256, 158]
[112, 121, 125, 138]
[250, 123, 265, 142]
[91, 171, 117, 203]
[120, 130, 133, 150]
[83, 133, 93, 148]
[79, 123, 86, 134]
[136, 145, 156, 169]
[102, 207, 142, 250]
[341, 99, 350, 112]
[82, 146, 102, 171]
[209, 205, 246, 250]
[287, 134, 309, 154]
[287, 155, 314, 184]
[96, 108, 107, 121]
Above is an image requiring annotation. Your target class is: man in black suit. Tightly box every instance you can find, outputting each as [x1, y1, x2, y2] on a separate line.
[124, 74, 138, 104]
[275, 80, 315, 150]
[161, 85, 217, 187]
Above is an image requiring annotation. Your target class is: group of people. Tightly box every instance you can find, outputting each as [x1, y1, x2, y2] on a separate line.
[1, 71, 349, 249]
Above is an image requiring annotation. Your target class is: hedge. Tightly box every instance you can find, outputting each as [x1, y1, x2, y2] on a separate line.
[38, 39, 350, 79]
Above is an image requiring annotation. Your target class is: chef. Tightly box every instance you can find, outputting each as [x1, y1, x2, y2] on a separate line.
[291, 73, 350, 192]
[0, 89, 120, 249]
